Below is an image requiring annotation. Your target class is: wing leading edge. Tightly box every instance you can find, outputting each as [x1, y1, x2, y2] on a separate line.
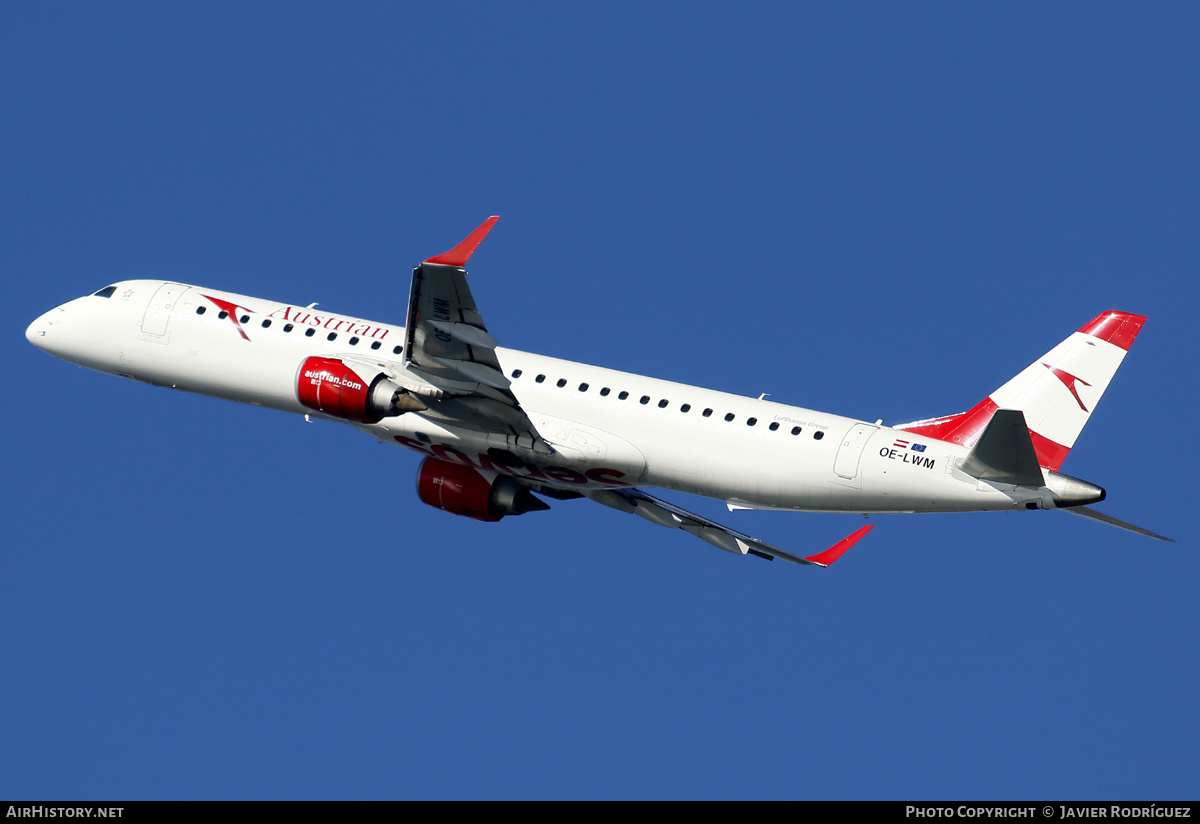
[586, 487, 871, 566]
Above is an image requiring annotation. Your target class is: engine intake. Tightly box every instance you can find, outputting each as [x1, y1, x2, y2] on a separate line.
[416, 457, 550, 522]
[296, 356, 425, 422]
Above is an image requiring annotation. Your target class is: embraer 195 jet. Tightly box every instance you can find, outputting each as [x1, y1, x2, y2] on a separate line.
[26, 218, 1170, 565]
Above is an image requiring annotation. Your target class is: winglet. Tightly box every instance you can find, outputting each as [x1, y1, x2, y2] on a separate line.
[425, 216, 500, 266]
[803, 525, 873, 567]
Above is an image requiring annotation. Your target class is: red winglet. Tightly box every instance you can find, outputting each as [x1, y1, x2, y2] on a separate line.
[425, 216, 500, 266]
[804, 525, 873, 567]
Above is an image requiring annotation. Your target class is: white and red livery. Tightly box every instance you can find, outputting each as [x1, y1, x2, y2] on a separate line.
[25, 218, 1169, 565]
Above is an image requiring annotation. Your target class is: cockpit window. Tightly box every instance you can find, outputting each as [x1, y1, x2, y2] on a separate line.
[92, 286, 117, 298]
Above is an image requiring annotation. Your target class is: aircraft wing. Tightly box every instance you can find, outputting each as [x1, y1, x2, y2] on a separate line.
[403, 217, 550, 454]
[585, 487, 871, 566]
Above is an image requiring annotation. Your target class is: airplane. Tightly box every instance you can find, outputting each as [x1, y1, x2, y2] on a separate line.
[25, 217, 1171, 566]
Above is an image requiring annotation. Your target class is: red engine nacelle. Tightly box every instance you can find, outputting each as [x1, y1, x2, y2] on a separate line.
[416, 458, 550, 522]
[296, 356, 421, 422]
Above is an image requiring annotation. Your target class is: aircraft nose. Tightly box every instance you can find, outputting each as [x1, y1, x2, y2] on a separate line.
[26, 301, 80, 357]
[26, 310, 53, 350]
[28, 295, 125, 370]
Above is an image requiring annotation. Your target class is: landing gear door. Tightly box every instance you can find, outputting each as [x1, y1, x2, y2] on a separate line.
[833, 423, 879, 488]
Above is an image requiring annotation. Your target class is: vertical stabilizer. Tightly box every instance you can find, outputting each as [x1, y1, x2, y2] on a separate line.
[895, 312, 1145, 470]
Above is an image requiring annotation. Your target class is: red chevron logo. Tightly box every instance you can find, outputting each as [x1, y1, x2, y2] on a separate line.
[1042, 363, 1092, 412]
[202, 294, 255, 341]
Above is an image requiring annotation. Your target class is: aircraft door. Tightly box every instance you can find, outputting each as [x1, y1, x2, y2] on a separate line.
[140, 282, 189, 341]
[833, 423, 878, 487]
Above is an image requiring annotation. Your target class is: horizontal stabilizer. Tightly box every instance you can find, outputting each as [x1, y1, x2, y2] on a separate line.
[1062, 506, 1175, 542]
[958, 409, 1045, 486]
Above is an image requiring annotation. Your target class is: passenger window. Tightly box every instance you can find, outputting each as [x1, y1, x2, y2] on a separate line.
[724, 413, 735, 422]
[769, 422, 779, 431]
[327, 333, 337, 341]
[702, 408, 713, 417]
[657, 399, 668, 408]
[813, 431, 824, 440]
[680, 404, 691, 413]
[556, 378, 567, 388]
[536, 375, 546, 383]
[640, 396, 650, 405]
[239, 315, 250, 324]
[261, 319, 271, 328]
[747, 418, 757, 426]
[305, 328, 315, 337]
[512, 369, 523, 378]
[371, 341, 381, 350]
[619, 391, 629, 400]
[791, 426, 801, 435]
[579, 383, 589, 392]
[219, 311, 229, 320]
[600, 387, 610, 396]
[393, 345, 403, 355]
[195, 306, 206, 315]
[284, 324, 294, 332]
[349, 336, 359, 345]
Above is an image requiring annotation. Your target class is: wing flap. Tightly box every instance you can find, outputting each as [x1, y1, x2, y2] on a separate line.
[430, 356, 510, 390]
[427, 319, 500, 349]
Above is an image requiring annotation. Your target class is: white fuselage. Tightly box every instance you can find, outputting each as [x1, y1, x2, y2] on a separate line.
[27, 280, 1049, 515]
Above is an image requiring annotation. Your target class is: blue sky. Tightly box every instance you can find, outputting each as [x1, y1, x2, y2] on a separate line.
[4, 3, 1197, 799]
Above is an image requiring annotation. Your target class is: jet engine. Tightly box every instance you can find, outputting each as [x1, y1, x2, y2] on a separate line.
[416, 457, 550, 522]
[296, 356, 426, 423]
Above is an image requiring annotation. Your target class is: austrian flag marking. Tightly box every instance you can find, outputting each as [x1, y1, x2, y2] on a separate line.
[881, 438, 936, 469]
